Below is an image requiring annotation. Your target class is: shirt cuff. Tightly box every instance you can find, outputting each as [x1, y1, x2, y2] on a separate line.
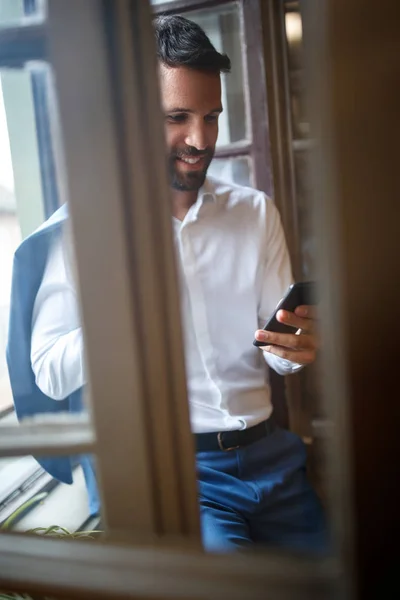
[263, 351, 304, 375]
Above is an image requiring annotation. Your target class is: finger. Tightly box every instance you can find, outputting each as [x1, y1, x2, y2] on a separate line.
[254, 329, 314, 350]
[276, 309, 315, 333]
[262, 343, 316, 365]
[294, 305, 318, 320]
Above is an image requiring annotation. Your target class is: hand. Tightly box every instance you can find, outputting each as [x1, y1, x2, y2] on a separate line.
[254, 305, 319, 365]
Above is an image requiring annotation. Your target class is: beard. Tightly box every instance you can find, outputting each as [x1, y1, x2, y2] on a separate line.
[168, 145, 214, 192]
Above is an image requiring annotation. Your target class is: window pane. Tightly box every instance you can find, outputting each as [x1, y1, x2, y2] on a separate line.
[181, 3, 247, 145]
[0, 0, 23, 25]
[284, 5, 310, 139]
[0, 451, 100, 546]
[0, 66, 99, 532]
[284, 3, 329, 508]
[0, 64, 93, 409]
[208, 156, 253, 188]
[0, 0, 42, 25]
[1, 67, 46, 415]
[293, 149, 316, 280]
[0, 90, 17, 413]
[0, 71, 27, 414]
[284, 8, 303, 71]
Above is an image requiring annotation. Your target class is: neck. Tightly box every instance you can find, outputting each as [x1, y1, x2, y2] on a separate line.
[171, 188, 198, 221]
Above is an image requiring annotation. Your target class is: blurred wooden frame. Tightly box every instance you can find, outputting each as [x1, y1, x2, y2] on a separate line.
[0, 0, 398, 598]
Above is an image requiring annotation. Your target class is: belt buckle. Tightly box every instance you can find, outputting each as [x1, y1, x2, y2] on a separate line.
[217, 432, 239, 452]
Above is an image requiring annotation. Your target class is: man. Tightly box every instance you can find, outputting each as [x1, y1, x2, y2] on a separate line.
[8, 16, 326, 552]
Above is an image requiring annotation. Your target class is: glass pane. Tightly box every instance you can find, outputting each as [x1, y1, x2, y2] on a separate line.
[208, 156, 253, 188]
[284, 3, 329, 510]
[284, 8, 304, 71]
[152, 10, 330, 555]
[0, 66, 98, 533]
[293, 149, 316, 280]
[0, 0, 42, 25]
[284, 5, 310, 139]
[0, 449, 101, 539]
[0, 72, 23, 414]
[183, 3, 247, 145]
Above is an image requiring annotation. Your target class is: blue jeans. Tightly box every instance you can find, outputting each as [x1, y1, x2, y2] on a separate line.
[197, 427, 328, 553]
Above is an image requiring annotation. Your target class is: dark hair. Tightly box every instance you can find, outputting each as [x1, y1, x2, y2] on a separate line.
[154, 15, 231, 74]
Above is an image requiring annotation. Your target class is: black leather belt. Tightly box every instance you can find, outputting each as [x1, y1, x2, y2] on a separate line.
[195, 418, 276, 452]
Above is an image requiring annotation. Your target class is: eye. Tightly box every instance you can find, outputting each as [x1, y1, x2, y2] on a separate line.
[205, 114, 219, 123]
[167, 114, 187, 123]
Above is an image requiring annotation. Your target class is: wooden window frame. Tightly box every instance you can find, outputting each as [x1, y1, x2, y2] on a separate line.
[5, 0, 392, 597]
[1, 531, 339, 599]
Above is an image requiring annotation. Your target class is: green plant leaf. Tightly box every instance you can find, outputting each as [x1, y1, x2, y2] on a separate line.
[0, 493, 48, 531]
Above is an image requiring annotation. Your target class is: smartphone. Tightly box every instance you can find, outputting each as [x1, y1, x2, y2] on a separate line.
[253, 281, 317, 346]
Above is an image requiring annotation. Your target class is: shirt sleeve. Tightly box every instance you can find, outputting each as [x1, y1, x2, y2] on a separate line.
[258, 196, 304, 376]
[31, 226, 86, 400]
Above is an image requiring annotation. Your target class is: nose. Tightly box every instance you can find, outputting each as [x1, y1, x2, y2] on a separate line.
[184, 120, 208, 151]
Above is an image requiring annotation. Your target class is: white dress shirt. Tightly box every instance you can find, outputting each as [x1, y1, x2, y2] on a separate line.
[31, 177, 302, 433]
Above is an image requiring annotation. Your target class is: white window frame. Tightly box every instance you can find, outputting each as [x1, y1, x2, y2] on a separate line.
[0, 1, 354, 598]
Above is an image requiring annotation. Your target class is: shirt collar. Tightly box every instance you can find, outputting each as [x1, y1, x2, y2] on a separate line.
[198, 177, 217, 204]
[172, 178, 217, 225]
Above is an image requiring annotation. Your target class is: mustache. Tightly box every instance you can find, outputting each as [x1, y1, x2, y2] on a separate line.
[173, 146, 212, 159]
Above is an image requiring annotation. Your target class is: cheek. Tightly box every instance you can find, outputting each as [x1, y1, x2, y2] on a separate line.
[164, 126, 183, 153]
[207, 124, 219, 148]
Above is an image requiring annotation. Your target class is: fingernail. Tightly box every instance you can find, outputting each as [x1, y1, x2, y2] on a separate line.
[256, 331, 269, 341]
[264, 345, 272, 352]
[296, 306, 307, 317]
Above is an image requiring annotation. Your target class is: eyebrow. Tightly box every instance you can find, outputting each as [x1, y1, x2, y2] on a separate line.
[167, 107, 223, 114]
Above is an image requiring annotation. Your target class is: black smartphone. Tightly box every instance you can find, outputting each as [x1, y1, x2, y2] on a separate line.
[253, 281, 317, 346]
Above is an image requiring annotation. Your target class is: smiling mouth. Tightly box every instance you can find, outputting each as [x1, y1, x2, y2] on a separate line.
[176, 155, 205, 165]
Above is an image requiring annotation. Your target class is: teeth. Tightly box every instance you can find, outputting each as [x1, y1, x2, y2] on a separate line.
[180, 157, 201, 164]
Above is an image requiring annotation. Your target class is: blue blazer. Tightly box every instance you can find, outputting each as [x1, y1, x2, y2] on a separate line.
[6, 205, 99, 515]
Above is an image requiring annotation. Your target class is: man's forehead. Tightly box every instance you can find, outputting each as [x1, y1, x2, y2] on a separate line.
[158, 64, 222, 109]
